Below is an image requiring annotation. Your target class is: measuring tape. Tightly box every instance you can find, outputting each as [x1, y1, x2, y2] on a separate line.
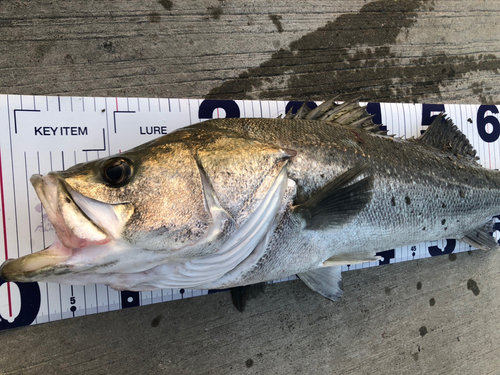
[1, 95, 499, 330]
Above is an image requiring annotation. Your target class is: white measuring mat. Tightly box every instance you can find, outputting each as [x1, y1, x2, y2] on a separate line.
[1, 95, 499, 330]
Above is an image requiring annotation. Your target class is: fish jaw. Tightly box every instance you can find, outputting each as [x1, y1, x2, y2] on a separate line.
[0, 238, 73, 282]
[31, 173, 110, 248]
[0, 173, 133, 282]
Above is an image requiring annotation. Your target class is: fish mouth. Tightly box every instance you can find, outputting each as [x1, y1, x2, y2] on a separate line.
[0, 173, 132, 282]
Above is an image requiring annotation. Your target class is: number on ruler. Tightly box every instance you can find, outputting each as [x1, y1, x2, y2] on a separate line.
[121, 291, 140, 309]
[421, 104, 445, 134]
[477, 105, 500, 143]
[366, 102, 385, 132]
[492, 215, 500, 246]
[376, 249, 395, 265]
[284, 101, 317, 115]
[198, 100, 240, 119]
[428, 239, 456, 256]
[0, 279, 41, 330]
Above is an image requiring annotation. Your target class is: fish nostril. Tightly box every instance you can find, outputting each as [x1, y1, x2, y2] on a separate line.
[65, 197, 71, 204]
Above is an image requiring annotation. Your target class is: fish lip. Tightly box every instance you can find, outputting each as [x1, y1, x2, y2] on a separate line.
[0, 236, 75, 282]
[0, 174, 110, 280]
[30, 173, 110, 247]
[0, 252, 74, 282]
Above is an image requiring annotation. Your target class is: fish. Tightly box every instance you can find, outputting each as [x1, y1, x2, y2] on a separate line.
[1, 99, 500, 310]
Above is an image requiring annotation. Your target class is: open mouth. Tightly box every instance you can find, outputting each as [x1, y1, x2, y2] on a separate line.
[0, 173, 131, 282]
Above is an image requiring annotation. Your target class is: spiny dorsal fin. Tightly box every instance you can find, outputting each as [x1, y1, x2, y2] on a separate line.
[417, 114, 479, 162]
[283, 98, 382, 133]
[294, 164, 373, 230]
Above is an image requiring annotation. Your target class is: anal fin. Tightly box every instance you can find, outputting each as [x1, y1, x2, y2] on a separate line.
[461, 219, 499, 250]
[297, 266, 343, 301]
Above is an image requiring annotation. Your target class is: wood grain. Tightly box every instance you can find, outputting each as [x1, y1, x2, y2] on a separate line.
[1, 249, 499, 374]
[1, 0, 500, 373]
[0, 0, 499, 103]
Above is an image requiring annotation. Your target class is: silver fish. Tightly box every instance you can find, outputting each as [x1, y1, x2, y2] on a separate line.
[1, 99, 499, 303]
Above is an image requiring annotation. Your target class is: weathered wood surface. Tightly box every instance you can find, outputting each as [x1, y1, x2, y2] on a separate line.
[1, 0, 500, 103]
[1, 250, 499, 374]
[2, 0, 500, 374]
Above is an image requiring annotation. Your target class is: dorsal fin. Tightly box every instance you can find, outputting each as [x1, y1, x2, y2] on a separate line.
[283, 98, 385, 134]
[417, 114, 479, 162]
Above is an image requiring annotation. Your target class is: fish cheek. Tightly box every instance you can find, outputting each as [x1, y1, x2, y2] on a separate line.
[122, 153, 212, 250]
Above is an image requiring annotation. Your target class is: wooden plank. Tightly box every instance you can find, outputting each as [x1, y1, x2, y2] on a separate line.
[0, 0, 499, 103]
[1, 249, 499, 374]
[1, 0, 500, 374]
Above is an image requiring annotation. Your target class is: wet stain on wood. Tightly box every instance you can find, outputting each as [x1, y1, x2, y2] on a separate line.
[467, 279, 480, 296]
[207, 0, 500, 103]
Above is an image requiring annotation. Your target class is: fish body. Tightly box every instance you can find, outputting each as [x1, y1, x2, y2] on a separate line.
[1, 100, 499, 301]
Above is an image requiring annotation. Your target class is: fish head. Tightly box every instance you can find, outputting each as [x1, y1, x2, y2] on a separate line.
[0, 129, 295, 289]
[0, 138, 214, 284]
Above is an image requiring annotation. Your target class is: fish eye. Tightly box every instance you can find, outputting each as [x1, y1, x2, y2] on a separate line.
[101, 158, 132, 186]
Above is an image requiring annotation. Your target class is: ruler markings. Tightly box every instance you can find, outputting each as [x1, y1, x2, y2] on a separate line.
[1, 96, 500, 329]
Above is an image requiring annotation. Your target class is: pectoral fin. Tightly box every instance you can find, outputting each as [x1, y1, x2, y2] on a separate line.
[295, 164, 373, 230]
[297, 266, 343, 301]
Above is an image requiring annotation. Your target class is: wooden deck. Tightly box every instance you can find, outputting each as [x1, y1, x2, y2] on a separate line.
[1, 0, 500, 373]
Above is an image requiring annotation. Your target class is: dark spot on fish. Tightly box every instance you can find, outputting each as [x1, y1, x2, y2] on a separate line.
[412, 352, 419, 361]
[449, 253, 457, 261]
[467, 118, 473, 123]
[459, 190, 465, 198]
[151, 314, 163, 327]
[269, 15, 284, 33]
[467, 279, 480, 296]
[385, 287, 391, 295]
[419, 326, 428, 337]
[246, 359, 254, 368]
[158, 0, 173, 10]
[209, 5, 223, 19]
[422, 227, 426, 231]
[429, 298, 435, 306]
[391, 196, 396, 206]
[149, 12, 161, 23]
[405, 196, 411, 205]
[320, 174, 325, 178]
[442, 203, 446, 208]
[65, 197, 71, 203]
[416, 282, 422, 290]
